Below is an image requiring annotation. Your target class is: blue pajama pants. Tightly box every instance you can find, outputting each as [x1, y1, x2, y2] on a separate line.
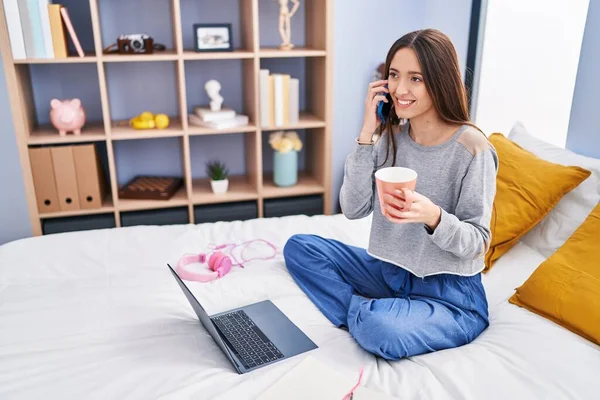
[283, 234, 490, 360]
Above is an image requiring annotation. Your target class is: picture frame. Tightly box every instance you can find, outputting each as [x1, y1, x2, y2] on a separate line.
[193, 23, 233, 52]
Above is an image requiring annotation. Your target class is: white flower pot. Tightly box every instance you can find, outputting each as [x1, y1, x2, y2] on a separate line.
[210, 178, 229, 194]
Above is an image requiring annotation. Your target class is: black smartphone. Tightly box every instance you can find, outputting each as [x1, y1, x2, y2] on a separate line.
[376, 85, 392, 124]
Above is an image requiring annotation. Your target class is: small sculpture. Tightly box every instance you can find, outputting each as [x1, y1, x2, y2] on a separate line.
[278, 0, 300, 50]
[49, 98, 86, 136]
[205, 79, 223, 111]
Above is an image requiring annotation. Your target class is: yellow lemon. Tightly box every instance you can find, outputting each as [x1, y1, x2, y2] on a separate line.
[139, 111, 154, 121]
[154, 114, 170, 129]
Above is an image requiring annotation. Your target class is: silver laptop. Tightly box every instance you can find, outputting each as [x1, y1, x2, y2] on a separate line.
[166, 264, 318, 374]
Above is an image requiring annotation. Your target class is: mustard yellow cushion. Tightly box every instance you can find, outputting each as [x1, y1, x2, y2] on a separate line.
[485, 133, 591, 270]
[509, 202, 600, 345]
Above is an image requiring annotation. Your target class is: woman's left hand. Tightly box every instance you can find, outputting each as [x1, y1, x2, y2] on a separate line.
[382, 188, 442, 230]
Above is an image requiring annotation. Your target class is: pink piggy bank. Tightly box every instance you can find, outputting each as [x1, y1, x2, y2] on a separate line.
[49, 98, 86, 136]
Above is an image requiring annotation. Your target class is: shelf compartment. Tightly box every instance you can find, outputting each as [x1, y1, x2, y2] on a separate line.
[28, 123, 106, 145]
[180, 0, 256, 53]
[96, 0, 176, 54]
[113, 136, 187, 211]
[111, 118, 184, 140]
[258, 0, 327, 52]
[118, 185, 188, 212]
[259, 48, 326, 58]
[103, 61, 181, 129]
[262, 173, 324, 199]
[39, 197, 114, 219]
[183, 58, 255, 127]
[192, 175, 258, 205]
[25, 63, 104, 139]
[189, 132, 259, 200]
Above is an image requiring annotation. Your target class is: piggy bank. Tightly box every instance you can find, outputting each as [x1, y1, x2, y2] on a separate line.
[49, 98, 86, 136]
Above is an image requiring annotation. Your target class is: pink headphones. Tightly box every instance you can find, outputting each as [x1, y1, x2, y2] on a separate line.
[176, 239, 278, 283]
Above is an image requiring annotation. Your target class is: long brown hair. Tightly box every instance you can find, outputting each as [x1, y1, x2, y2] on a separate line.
[377, 29, 478, 167]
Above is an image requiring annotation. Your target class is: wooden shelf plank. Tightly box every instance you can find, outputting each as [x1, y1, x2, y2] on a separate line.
[28, 123, 106, 145]
[192, 176, 258, 205]
[259, 47, 326, 58]
[101, 50, 179, 62]
[182, 50, 254, 60]
[39, 197, 114, 219]
[13, 54, 98, 64]
[188, 122, 257, 136]
[262, 173, 324, 199]
[118, 186, 188, 212]
[260, 112, 326, 131]
[111, 118, 184, 140]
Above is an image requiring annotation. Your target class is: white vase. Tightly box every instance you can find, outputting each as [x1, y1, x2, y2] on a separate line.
[210, 178, 229, 194]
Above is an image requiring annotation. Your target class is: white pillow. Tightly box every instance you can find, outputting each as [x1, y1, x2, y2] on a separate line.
[507, 121, 600, 258]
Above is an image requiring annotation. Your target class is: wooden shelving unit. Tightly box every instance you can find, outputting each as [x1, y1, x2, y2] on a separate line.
[0, 0, 332, 236]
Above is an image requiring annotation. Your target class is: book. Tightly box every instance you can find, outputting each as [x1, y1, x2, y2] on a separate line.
[2, 0, 26, 59]
[289, 78, 299, 124]
[38, 0, 54, 58]
[188, 114, 249, 130]
[193, 106, 236, 122]
[259, 69, 271, 127]
[60, 6, 84, 57]
[16, 0, 36, 57]
[47, 4, 67, 58]
[257, 356, 400, 400]
[273, 74, 285, 126]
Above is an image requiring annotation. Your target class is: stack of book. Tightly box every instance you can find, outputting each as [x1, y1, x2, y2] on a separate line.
[259, 69, 300, 128]
[188, 107, 249, 130]
[3, 1, 84, 60]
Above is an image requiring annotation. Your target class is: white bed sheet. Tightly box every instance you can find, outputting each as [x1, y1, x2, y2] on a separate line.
[0, 213, 598, 400]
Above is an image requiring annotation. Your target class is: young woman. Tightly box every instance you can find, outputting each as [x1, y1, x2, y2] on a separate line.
[283, 29, 498, 360]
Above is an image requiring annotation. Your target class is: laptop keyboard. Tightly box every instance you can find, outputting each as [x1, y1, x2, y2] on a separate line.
[212, 310, 284, 369]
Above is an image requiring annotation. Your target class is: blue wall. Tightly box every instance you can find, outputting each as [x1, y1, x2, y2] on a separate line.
[0, 50, 32, 244]
[566, 0, 600, 157]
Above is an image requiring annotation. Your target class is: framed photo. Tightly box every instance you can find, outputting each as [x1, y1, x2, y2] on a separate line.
[193, 23, 233, 52]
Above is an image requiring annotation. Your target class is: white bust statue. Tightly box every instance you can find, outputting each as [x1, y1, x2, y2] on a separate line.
[205, 79, 223, 111]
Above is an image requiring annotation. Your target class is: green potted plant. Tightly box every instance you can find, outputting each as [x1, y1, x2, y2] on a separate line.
[206, 160, 229, 194]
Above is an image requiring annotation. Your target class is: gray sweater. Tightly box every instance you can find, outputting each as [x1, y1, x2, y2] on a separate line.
[339, 122, 498, 277]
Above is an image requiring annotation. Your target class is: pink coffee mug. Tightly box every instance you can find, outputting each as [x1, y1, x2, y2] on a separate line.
[375, 167, 417, 215]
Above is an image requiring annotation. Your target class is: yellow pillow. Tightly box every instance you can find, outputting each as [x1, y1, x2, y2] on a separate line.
[509, 202, 600, 345]
[485, 133, 591, 270]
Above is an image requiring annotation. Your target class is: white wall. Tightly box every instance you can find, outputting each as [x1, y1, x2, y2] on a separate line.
[473, 0, 590, 146]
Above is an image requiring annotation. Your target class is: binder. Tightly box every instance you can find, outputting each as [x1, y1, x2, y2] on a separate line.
[72, 144, 106, 209]
[28, 147, 60, 213]
[50, 145, 80, 211]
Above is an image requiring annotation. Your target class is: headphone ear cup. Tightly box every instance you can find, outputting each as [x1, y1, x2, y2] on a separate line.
[209, 251, 232, 277]
[176, 253, 218, 283]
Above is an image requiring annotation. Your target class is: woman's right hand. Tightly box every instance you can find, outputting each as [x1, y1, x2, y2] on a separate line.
[359, 79, 389, 141]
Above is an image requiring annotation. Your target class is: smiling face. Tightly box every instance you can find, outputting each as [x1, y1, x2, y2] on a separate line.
[387, 48, 435, 122]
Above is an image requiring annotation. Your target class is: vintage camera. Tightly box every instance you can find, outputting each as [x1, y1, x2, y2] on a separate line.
[117, 34, 155, 54]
